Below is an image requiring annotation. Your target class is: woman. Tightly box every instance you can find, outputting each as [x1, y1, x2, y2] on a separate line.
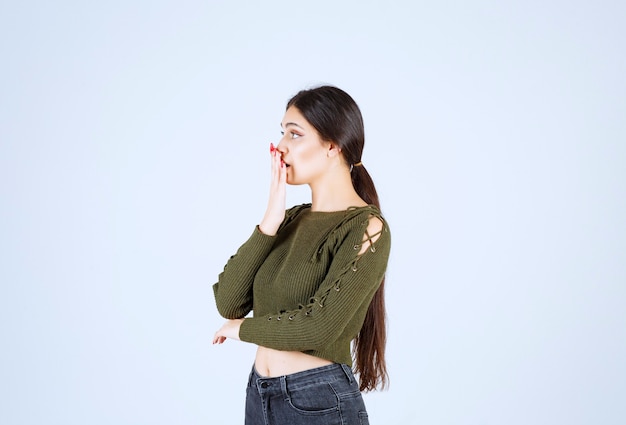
[212, 85, 391, 425]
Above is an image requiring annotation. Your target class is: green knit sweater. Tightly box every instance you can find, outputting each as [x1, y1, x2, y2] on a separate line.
[212, 203, 391, 366]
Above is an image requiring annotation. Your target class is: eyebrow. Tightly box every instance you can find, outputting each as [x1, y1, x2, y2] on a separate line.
[281, 122, 305, 130]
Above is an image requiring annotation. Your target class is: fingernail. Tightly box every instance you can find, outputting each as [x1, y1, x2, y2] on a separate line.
[270, 143, 275, 153]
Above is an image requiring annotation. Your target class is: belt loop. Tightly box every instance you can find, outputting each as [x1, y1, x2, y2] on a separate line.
[340, 364, 353, 384]
[280, 375, 288, 398]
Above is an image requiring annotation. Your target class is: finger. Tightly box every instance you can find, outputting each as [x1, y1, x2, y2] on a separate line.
[270, 144, 280, 179]
[279, 158, 287, 184]
[271, 149, 284, 190]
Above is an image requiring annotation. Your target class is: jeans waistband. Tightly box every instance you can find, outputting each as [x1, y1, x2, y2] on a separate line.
[249, 363, 354, 394]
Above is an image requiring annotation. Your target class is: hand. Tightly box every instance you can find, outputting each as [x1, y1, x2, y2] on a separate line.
[212, 319, 244, 345]
[259, 142, 286, 236]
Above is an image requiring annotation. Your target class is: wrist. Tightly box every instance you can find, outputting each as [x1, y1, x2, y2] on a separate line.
[259, 217, 281, 236]
[234, 318, 244, 340]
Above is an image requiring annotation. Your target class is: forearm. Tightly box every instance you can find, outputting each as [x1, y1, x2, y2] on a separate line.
[213, 226, 276, 318]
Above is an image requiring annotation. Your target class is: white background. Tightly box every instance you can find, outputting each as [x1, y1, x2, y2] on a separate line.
[1, 1, 624, 424]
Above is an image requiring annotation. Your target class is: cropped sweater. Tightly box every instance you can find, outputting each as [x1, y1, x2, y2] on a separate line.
[212, 203, 391, 366]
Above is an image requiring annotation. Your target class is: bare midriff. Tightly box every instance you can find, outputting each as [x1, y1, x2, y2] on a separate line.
[254, 346, 333, 377]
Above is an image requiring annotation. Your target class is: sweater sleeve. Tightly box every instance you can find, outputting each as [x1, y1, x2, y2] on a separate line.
[212, 226, 277, 319]
[238, 218, 391, 351]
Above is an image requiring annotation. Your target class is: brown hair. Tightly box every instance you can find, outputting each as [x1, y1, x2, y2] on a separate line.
[287, 85, 388, 391]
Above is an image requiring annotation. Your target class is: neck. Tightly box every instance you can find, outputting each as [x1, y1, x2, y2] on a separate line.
[309, 168, 366, 212]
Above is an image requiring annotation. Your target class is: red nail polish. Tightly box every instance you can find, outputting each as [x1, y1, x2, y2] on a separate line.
[270, 143, 275, 153]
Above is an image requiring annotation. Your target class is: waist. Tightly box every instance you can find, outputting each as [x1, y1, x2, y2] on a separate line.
[254, 346, 333, 377]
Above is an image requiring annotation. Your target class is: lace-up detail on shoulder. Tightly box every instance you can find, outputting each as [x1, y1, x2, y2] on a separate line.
[354, 216, 385, 256]
[311, 205, 383, 262]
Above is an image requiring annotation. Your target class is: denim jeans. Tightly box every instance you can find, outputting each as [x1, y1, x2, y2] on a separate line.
[245, 363, 370, 425]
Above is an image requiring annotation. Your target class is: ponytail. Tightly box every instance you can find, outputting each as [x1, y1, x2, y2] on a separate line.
[351, 165, 388, 392]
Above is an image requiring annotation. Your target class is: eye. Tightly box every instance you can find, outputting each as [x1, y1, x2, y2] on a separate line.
[280, 130, 301, 139]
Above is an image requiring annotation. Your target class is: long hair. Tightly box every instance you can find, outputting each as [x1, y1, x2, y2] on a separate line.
[287, 85, 388, 391]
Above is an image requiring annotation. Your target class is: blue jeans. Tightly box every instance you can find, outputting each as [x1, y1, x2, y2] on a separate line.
[245, 363, 370, 425]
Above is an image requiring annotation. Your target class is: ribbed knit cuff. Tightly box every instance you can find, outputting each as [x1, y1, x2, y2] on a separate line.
[238, 317, 256, 344]
[248, 225, 278, 250]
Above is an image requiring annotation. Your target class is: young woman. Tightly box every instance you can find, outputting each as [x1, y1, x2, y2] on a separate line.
[212, 85, 391, 425]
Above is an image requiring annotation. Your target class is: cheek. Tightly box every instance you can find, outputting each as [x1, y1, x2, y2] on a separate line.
[300, 147, 319, 163]
[292, 143, 318, 165]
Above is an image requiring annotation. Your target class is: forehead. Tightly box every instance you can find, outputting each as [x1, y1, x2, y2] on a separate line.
[281, 106, 310, 129]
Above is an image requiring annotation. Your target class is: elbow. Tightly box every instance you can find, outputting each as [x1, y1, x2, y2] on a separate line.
[215, 298, 250, 320]
[213, 285, 251, 319]
[216, 304, 245, 320]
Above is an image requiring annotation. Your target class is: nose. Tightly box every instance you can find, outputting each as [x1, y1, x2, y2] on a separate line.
[275, 138, 287, 154]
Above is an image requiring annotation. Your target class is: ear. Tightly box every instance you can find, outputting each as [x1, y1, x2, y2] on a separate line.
[327, 142, 342, 158]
